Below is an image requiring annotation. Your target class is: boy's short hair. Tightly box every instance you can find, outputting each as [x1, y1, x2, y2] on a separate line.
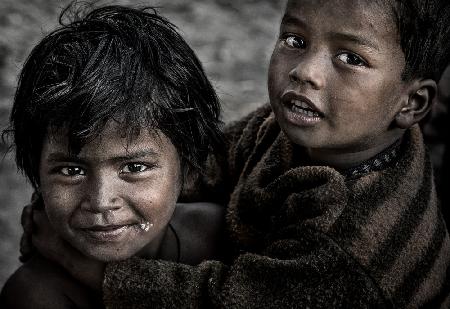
[392, 0, 450, 81]
[6, 4, 223, 188]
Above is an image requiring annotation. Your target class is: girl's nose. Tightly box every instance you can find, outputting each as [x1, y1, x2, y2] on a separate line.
[82, 175, 123, 213]
[288, 52, 326, 90]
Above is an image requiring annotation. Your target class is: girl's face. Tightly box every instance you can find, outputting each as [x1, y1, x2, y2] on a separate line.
[39, 121, 181, 261]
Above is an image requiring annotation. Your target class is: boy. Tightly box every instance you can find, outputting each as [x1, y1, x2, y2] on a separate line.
[20, 0, 450, 307]
[0, 5, 225, 308]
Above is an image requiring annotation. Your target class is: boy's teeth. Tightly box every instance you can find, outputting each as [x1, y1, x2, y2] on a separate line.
[291, 100, 320, 117]
[292, 100, 310, 109]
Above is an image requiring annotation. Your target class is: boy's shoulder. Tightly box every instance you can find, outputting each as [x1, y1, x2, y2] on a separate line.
[224, 103, 274, 138]
[172, 202, 226, 264]
[224, 103, 278, 165]
[0, 255, 100, 309]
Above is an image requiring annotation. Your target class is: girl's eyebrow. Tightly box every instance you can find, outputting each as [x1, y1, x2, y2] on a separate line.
[110, 149, 160, 162]
[45, 149, 160, 164]
[46, 153, 83, 163]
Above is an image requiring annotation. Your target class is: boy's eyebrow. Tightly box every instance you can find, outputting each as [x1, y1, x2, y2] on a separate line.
[280, 14, 309, 30]
[45, 149, 160, 163]
[280, 14, 379, 52]
[329, 32, 380, 51]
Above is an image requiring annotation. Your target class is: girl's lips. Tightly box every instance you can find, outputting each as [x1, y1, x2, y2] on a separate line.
[80, 224, 136, 242]
[85, 224, 129, 231]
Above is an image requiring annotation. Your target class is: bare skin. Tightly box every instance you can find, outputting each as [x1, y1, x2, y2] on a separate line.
[1, 201, 224, 308]
[1, 122, 225, 307]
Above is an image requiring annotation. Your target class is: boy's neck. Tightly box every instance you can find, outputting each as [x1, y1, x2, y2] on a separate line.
[306, 137, 403, 170]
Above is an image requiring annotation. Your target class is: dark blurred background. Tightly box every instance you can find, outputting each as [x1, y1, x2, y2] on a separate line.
[0, 0, 286, 287]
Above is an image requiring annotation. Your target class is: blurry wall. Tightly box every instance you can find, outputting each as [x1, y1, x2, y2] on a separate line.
[0, 0, 286, 287]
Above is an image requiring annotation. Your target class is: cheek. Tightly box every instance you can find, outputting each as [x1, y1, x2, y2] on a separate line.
[130, 187, 176, 233]
[331, 75, 386, 115]
[131, 170, 180, 227]
[40, 186, 77, 232]
[268, 50, 289, 95]
[41, 181, 79, 229]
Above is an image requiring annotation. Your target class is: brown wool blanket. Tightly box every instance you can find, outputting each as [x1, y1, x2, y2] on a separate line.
[104, 104, 450, 308]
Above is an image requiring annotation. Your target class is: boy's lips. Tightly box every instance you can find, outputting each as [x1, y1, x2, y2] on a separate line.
[281, 91, 324, 116]
[280, 91, 324, 127]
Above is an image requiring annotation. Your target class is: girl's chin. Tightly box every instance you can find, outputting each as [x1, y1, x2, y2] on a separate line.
[85, 250, 135, 262]
[78, 244, 140, 262]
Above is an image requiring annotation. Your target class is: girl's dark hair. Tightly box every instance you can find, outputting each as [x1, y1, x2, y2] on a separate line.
[5, 4, 223, 188]
[392, 0, 450, 81]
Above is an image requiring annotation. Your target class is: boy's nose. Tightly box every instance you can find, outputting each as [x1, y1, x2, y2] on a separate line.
[288, 53, 326, 90]
[82, 176, 123, 213]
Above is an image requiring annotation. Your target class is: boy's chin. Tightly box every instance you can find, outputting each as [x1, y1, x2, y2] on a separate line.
[279, 125, 323, 148]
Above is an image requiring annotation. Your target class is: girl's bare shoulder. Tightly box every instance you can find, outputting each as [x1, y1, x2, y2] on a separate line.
[171, 202, 226, 265]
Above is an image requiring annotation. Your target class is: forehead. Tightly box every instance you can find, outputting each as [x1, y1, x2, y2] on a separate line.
[284, 0, 395, 38]
[286, 0, 388, 15]
[42, 121, 174, 160]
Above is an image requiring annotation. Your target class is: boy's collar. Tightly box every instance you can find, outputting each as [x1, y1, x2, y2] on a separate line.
[340, 139, 403, 180]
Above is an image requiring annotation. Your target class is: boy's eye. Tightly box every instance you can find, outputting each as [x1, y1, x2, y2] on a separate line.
[121, 163, 150, 174]
[336, 53, 367, 67]
[60, 166, 85, 176]
[283, 35, 306, 49]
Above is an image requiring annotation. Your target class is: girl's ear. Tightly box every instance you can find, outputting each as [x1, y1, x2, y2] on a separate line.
[395, 79, 437, 129]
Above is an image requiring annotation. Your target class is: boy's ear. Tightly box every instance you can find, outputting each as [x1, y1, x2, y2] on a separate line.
[395, 79, 437, 129]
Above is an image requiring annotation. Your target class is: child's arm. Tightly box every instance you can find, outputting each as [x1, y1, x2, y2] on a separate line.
[171, 202, 226, 265]
[0, 254, 102, 309]
[31, 221, 389, 308]
[28, 106, 390, 307]
[102, 232, 388, 308]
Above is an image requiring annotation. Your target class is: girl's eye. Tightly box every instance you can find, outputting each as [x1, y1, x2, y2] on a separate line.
[121, 163, 149, 174]
[283, 35, 306, 49]
[60, 166, 85, 176]
[336, 53, 367, 67]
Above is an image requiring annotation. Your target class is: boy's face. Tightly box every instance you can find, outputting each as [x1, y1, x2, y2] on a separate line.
[39, 121, 181, 261]
[268, 0, 409, 156]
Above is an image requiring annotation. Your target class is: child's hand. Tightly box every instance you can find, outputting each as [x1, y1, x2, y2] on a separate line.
[19, 192, 42, 262]
[32, 208, 106, 292]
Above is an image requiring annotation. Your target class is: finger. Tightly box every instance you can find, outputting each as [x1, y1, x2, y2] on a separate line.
[21, 205, 34, 234]
[32, 225, 70, 264]
[20, 231, 33, 251]
[19, 233, 34, 261]
[32, 210, 60, 260]
[31, 222, 55, 259]
[32, 194, 45, 210]
[33, 208, 50, 230]
[31, 191, 40, 203]
[31, 230, 47, 258]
